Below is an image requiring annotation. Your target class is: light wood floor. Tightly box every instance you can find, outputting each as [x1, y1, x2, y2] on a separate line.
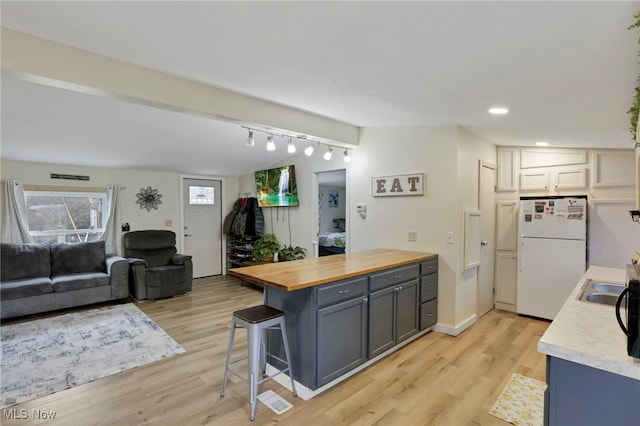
[1, 275, 550, 425]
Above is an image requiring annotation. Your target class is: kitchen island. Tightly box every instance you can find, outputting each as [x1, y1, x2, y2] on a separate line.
[538, 266, 640, 426]
[229, 248, 438, 400]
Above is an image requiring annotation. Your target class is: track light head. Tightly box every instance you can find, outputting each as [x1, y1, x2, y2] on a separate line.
[246, 130, 255, 147]
[304, 144, 316, 156]
[287, 139, 296, 154]
[266, 135, 276, 151]
[323, 146, 333, 161]
[343, 149, 351, 163]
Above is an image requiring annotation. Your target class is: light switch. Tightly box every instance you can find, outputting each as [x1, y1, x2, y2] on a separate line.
[446, 232, 454, 244]
[165, 219, 172, 227]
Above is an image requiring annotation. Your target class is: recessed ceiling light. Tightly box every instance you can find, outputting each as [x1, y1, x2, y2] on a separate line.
[535, 141, 549, 147]
[489, 107, 509, 115]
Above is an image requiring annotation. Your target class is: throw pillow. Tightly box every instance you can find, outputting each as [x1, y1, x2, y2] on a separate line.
[51, 240, 106, 276]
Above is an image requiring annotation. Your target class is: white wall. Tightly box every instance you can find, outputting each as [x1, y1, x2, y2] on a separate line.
[240, 125, 496, 333]
[1, 160, 239, 254]
[456, 127, 498, 326]
[319, 185, 346, 233]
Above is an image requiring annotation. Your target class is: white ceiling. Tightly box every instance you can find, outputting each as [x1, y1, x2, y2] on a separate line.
[1, 1, 639, 177]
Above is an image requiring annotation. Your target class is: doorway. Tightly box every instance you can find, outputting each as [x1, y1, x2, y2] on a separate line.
[182, 178, 222, 278]
[477, 161, 496, 317]
[314, 169, 348, 257]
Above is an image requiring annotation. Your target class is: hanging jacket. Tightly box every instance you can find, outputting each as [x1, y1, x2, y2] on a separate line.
[223, 198, 242, 235]
[226, 197, 264, 238]
[244, 197, 264, 237]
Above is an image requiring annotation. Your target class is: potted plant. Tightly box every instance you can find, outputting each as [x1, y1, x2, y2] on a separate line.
[251, 233, 281, 262]
[278, 245, 307, 262]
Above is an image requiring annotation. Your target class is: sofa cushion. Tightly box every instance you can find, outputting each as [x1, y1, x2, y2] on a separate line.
[145, 265, 186, 287]
[52, 272, 110, 292]
[0, 277, 53, 300]
[1, 243, 51, 282]
[51, 240, 106, 276]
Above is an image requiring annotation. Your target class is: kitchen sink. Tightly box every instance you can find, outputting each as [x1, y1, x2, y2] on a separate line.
[578, 280, 625, 306]
[583, 293, 620, 306]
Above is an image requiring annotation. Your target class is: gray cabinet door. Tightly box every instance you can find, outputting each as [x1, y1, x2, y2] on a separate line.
[369, 278, 419, 357]
[368, 285, 396, 358]
[317, 296, 367, 387]
[396, 278, 419, 343]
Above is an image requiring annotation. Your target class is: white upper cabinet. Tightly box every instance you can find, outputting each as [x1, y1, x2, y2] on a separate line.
[591, 150, 636, 187]
[520, 148, 587, 169]
[496, 147, 518, 192]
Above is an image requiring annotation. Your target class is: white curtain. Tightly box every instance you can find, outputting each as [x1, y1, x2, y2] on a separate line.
[101, 184, 120, 255]
[1, 179, 34, 244]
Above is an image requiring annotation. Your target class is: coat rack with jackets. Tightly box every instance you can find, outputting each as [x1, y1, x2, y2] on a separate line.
[223, 197, 264, 238]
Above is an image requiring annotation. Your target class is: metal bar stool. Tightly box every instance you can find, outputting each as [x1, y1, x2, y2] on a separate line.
[220, 305, 297, 421]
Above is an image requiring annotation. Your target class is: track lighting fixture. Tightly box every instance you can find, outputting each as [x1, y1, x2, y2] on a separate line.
[266, 135, 276, 151]
[246, 130, 255, 147]
[304, 144, 316, 156]
[323, 146, 333, 161]
[241, 125, 353, 161]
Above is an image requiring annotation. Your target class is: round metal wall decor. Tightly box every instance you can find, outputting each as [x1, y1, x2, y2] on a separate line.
[135, 186, 163, 211]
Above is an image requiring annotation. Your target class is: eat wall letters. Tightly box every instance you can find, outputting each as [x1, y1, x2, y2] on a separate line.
[371, 173, 425, 197]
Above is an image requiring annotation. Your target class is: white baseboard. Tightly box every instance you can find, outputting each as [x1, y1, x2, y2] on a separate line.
[433, 314, 477, 336]
[495, 302, 517, 312]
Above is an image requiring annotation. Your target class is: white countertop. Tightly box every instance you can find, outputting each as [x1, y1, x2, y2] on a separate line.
[538, 265, 640, 381]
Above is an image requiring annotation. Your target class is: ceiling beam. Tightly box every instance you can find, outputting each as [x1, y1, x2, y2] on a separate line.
[1, 27, 360, 146]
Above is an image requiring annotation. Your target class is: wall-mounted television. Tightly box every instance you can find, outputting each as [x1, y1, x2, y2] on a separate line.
[255, 164, 299, 207]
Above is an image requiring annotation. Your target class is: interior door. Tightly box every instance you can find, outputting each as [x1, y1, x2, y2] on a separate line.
[478, 161, 497, 317]
[182, 178, 222, 278]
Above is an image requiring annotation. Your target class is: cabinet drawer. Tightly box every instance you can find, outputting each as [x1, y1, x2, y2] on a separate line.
[420, 274, 438, 303]
[420, 258, 438, 275]
[369, 264, 419, 292]
[317, 277, 368, 308]
[420, 299, 438, 330]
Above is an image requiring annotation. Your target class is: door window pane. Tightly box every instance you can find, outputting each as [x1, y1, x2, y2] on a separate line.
[189, 186, 214, 205]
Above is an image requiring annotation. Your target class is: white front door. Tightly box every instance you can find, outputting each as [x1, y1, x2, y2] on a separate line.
[478, 161, 496, 317]
[182, 178, 222, 278]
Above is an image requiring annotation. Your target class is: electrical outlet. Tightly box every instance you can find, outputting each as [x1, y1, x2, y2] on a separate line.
[408, 231, 418, 242]
[446, 231, 454, 244]
[165, 219, 172, 227]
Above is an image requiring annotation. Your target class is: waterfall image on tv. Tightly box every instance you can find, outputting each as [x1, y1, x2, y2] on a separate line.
[254, 165, 299, 207]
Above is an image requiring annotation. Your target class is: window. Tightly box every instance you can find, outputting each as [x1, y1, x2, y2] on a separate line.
[24, 186, 108, 243]
[189, 185, 215, 205]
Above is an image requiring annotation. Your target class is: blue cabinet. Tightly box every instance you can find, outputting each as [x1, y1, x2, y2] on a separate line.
[419, 259, 438, 329]
[317, 293, 368, 386]
[264, 257, 438, 392]
[369, 265, 420, 358]
[545, 356, 639, 425]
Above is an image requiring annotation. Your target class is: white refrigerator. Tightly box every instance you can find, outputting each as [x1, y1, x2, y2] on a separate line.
[517, 197, 587, 320]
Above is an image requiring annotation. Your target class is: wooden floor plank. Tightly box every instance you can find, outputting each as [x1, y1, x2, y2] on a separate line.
[1, 275, 550, 425]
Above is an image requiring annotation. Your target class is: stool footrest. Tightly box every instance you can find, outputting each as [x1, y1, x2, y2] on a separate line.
[258, 367, 292, 386]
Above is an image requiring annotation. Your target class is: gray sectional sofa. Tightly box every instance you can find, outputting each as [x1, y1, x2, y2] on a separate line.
[0, 240, 129, 319]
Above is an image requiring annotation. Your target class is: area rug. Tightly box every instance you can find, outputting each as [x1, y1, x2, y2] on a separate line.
[489, 373, 547, 426]
[1, 303, 185, 407]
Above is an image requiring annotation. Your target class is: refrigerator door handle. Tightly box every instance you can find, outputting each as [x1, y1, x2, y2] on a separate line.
[519, 236, 524, 272]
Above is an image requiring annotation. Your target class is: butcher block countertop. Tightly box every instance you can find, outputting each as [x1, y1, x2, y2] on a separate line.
[228, 248, 437, 291]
